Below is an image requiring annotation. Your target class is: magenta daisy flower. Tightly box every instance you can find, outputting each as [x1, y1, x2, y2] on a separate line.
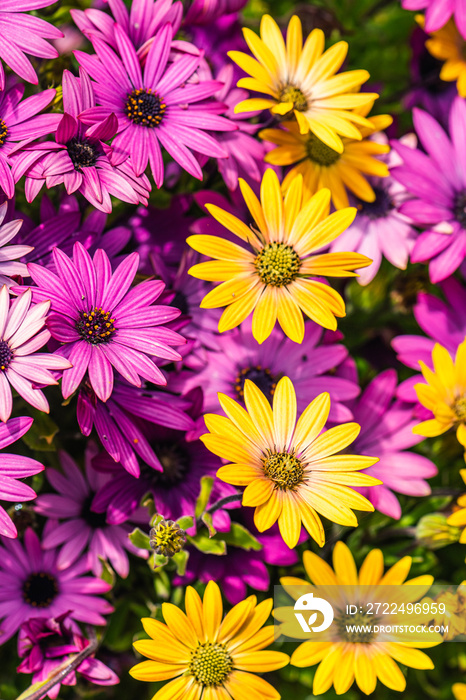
[0, 79, 59, 198]
[402, 0, 466, 38]
[34, 447, 148, 578]
[17, 612, 119, 698]
[0, 1, 63, 89]
[76, 24, 236, 186]
[0, 416, 44, 538]
[15, 242, 185, 403]
[77, 378, 195, 477]
[0, 286, 71, 422]
[10, 69, 151, 214]
[0, 202, 33, 287]
[71, 0, 183, 54]
[0, 526, 113, 643]
[184, 0, 248, 25]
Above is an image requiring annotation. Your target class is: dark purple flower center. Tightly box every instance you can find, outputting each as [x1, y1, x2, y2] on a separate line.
[81, 494, 108, 529]
[0, 119, 8, 147]
[142, 443, 188, 486]
[235, 365, 279, 401]
[172, 290, 189, 316]
[76, 307, 116, 344]
[454, 192, 466, 228]
[23, 572, 59, 608]
[125, 89, 166, 128]
[67, 137, 99, 171]
[356, 185, 394, 219]
[0, 340, 13, 371]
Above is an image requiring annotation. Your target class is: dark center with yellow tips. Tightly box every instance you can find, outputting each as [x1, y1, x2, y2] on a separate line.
[189, 642, 233, 686]
[76, 307, 116, 344]
[280, 85, 308, 112]
[67, 138, 99, 170]
[0, 340, 13, 371]
[150, 519, 186, 558]
[454, 192, 466, 228]
[306, 133, 340, 166]
[263, 451, 304, 490]
[454, 397, 466, 422]
[235, 365, 278, 400]
[336, 610, 376, 643]
[125, 89, 166, 127]
[357, 186, 394, 219]
[0, 119, 8, 147]
[23, 572, 59, 608]
[255, 242, 301, 287]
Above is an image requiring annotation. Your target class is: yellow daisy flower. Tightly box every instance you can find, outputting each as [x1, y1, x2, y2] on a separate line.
[260, 107, 393, 209]
[130, 580, 289, 700]
[423, 16, 466, 97]
[280, 542, 441, 695]
[187, 169, 372, 344]
[413, 339, 466, 456]
[229, 14, 378, 153]
[201, 376, 380, 549]
[454, 682, 466, 700]
[447, 469, 466, 544]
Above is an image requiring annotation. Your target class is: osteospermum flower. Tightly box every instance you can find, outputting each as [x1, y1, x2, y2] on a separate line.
[0, 286, 71, 422]
[130, 580, 289, 698]
[279, 543, 440, 695]
[413, 339, 466, 456]
[0, 80, 60, 199]
[403, 0, 466, 37]
[391, 98, 466, 282]
[202, 376, 380, 548]
[0, 526, 113, 644]
[229, 14, 377, 153]
[76, 24, 236, 187]
[15, 242, 184, 402]
[0, 1, 62, 89]
[422, 17, 466, 96]
[0, 417, 44, 538]
[0, 202, 33, 287]
[10, 69, 150, 214]
[188, 169, 372, 343]
[260, 108, 393, 209]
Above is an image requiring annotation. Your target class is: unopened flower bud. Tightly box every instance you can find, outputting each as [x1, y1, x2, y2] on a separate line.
[416, 513, 460, 549]
[150, 519, 186, 558]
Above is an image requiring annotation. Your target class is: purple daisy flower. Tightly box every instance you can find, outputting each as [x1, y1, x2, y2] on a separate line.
[0, 202, 33, 287]
[10, 69, 150, 214]
[17, 612, 119, 699]
[0, 1, 63, 89]
[330, 135, 418, 285]
[71, 0, 183, 54]
[171, 320, 360, 423]
[344, 368, 437, 519]
[0, 526, 113, 643]
[0, 286, 71, 422]
[15, 242, 184, 403]
[34, 446, 148, 578]
[0, 79, 59, 198]
[391, 96, 466, 282]
[77, 378, 195, 477]
[76, 24, 236, 186]
[91, 424, 236, 526]
[0, 416, 44, 539]
[402, 0, 466, 38]
[183, 0, 248, 25]
[392, 275, 466, 401]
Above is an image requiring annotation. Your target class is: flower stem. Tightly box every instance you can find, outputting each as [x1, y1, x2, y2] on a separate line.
[207, 493, 243, 514]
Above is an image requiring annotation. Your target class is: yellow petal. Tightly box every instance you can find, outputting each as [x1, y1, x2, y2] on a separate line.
[276, 288, 305, 343]
[243, 25, 279, 77]
[412, 418, 451, 437]
[291, 640, 332, 667]
[185, 586, 206, 643]
[312, 645, 342, 694]
[293, 392, 331, 450]
[372, 653, 406, 692]
[334, 646, 355, 694]
[203, 580, 223, 642]
[239, 178, 268, 236]
[297, 28, 325, 78]
[133, 640, 190, 664]
[129, 660, 184, 682]
[295, 493, 325, 545]
[200, 275, 256, 309]
[303, 422, 360, 461]
[304, 41, 348, 87]
[254, 490, 283, 531]
[189, 260, 251, 281]
[385, 643, 434, 670]
[218, 393, 265, 446]
[234, 650, 290, 672]
[272, 375, 297, 448]
[187, 234, 254, 261]
[252, 286, 278, 344]
[296, 208, 357, 256]
[162, 603, 198, 648]
[260, 14, 286, 67]
[218, 282, 263, 332]
[286, 15, 303, 78]
[244, 378, 275, 447]
[217, 464, 262, 485]
[301, 251, 372, 277]
[332, 541, 358, 584]
[234, 98, 276, 113]
[354, 648, 378, 695]
[261, 168, 284, 240]
[201, 433, 256, 463]
[288, 187, 331, 246]
[278, 491, 302, 548]
[228, 50, 274, 86]
[243, 477, 274, 506]
[380, 556, 412, 585]
[432, 342, 456, 388]
[150, 676, 194, 700]
[302, 550, 338, 585]
[225, 670, 280, 700]
[290, 279, 339, 330]
[283, 173, 304, 233]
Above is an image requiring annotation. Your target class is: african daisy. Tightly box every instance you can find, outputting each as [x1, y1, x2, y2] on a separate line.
[229, 14, 377, 153]
[201, 376, 380, 548]
[423, 17, 466, 97]
[130, 580, 289, 699]
[187, 169, 372, 343]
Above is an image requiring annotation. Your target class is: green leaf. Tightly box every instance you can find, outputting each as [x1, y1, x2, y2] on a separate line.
[150, 513, 164, 528]
[187, 534, 226, 555]
[177, 515, 194, 530]
[129, 527, 151, 550]
[201, 511, 217, 538]
[99, 558, 116, 586]
[195, 476, 214, 518]
[221, 522, 263, 551]
[173, 549, 190, 576]
[21, 412, 59, 452]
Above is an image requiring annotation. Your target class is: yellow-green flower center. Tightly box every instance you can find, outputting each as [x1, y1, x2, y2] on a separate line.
[336, 610, 376, 643]
[189, 642, 233, 686]
[454, 397, 466, 422]
[279, 85, 308, 112]
[306, 133, 340, 166]
[149, 519, 186, 558]
[263, 451, 304, 490]
[255, 242, 301, 287]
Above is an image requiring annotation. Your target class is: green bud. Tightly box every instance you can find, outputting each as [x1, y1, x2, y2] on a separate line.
[149, 519, 186, 558]
[416, 513, 461, 549]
